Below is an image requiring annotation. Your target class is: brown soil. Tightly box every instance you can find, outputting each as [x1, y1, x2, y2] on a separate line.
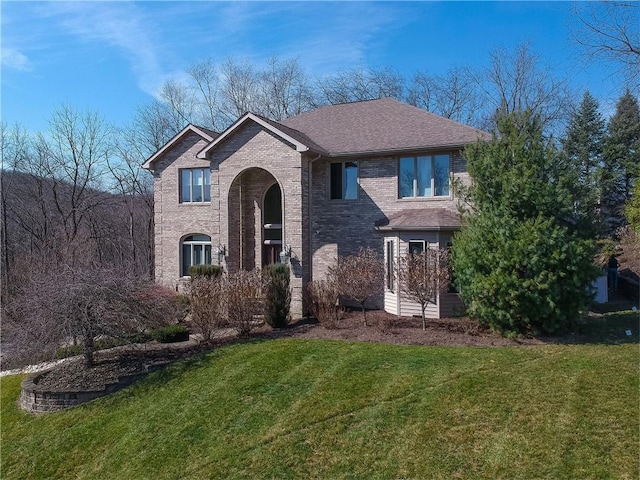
[33, 310, 553, 392]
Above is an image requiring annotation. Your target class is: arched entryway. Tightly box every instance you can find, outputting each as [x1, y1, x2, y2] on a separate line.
[227, 168, 283, 272]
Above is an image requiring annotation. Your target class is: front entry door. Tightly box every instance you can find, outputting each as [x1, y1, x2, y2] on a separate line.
[262, 184, 282, 266]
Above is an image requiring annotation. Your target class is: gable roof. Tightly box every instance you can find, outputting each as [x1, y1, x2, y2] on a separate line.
[197, 113, 327, 159]
[280, 98, 490, 157]
[142, 124, 218, 170]
[375, 208, 462, 232]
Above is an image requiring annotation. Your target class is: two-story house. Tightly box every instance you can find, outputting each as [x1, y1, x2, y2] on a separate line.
[142, 98, 490, 318]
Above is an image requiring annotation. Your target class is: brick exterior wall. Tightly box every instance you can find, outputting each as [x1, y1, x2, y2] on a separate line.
[309, 151, 465, 309]
[150, 121, 468, 318]
[152, 131, 216, 291]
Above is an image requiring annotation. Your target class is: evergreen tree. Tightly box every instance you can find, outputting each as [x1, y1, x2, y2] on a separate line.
[453, 111, 598, 335]
[602, 89, 640, 234]
[626, 181, 640, 233]
[563, 91, 605, 224]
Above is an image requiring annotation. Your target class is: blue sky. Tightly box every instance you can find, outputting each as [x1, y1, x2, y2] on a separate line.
[1, 1, 631, 133]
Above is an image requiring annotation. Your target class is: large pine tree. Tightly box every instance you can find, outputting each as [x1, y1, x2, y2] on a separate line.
[601, 89, 640, 234]
[453, 111, 598, 335]
[563, 91, 605, 226]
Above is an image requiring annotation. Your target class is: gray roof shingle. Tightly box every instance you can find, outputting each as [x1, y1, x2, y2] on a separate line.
[375, 208, 462, 231]
[280, 98, 490, 156]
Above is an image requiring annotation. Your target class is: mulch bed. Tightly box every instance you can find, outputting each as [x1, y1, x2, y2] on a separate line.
[32, 310, 550, 392]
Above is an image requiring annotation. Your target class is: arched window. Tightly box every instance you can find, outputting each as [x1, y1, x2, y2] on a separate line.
[181, 234, 212, 276]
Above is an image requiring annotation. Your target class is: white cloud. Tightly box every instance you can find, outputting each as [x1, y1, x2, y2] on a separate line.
[1, 47, 32, 71]
[34, 1, 165, 96]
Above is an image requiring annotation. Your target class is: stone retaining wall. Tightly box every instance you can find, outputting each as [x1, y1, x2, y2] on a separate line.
[19, 362, 170, 414]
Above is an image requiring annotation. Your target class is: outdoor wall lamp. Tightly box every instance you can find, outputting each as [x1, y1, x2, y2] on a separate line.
[279, 244, 291, 264]
[215, 244, 226, 265]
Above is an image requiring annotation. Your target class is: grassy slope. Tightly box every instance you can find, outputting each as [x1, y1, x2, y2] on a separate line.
[2, 339, 638, 480]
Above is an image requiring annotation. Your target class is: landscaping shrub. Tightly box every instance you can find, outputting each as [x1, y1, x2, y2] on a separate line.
[188, 275, 226, 341]
[330, 247, 384, 326]
[174, 294, 191, 321]
[263, 264, 291, 328]
[306, 280, 342, 329]
[226, 269, 262, 336]
[152, 325, 189, 343]
[189, 264, 223, 278]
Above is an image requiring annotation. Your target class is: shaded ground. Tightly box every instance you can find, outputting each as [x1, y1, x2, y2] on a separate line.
[20, 300, 640, 393]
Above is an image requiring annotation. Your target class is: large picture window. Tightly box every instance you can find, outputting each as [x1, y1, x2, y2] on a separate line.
[399, 155, 450, 198]
[180, 168, 211, 203]
[181, 234, 212, 276]
[330, 161, 358, 200]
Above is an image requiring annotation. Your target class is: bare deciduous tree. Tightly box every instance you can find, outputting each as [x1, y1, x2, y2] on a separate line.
[220, 57, 261, 124]
[109, 126, 156, 277]
[397, 247, 451, 331]
[5, 268, 180, 368]
[331, 247, 384, 326]
[159, 79, 198, 132]
[188, 58, 224, 131]
[0, 122, 31, 300]
[572, 2, 640, 85]
[407, 67, 482, 126]
[32, 105, 113, 265]
[316, 67, 404, 105]
[259, 56, 315, 120]
[474, 42, 572, 133]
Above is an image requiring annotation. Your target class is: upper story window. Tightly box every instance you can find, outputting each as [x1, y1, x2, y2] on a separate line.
[330, 161, 358, 200]
[180, 168, 211, 203]
[399, 155, 450, 198]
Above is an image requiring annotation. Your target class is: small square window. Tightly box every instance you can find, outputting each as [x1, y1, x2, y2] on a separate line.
[330, 161, 358, 200]
[408, 240, 425, 256]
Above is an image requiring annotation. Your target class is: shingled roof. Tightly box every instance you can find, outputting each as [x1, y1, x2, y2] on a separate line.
[280, 98, 490, 157]
[375, 208, 462, 232]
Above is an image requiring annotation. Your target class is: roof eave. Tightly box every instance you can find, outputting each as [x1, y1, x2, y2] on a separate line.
[197, 113, 311, 159]
[142, 124, 215, 170]
[375, 225, 461, 232]
[326, 142, 478, 158]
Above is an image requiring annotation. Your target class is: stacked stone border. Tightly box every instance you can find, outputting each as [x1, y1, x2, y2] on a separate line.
[19, 361, 172, 414]
[18, 340, 208, 414]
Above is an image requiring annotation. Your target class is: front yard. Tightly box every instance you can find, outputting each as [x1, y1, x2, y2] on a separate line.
[2, 324, 638, 479]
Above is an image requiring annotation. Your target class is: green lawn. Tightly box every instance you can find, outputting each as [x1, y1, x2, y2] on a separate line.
[2, 337, 638, 479]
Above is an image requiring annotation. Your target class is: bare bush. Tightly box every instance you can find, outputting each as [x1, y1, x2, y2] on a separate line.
[188, 275, 226, 342]
[306, 280, 342, 329]
[330, 247, 384, 327]
[397, 247, 452, 330]
[5, 268, 180, 368]
[225, 269, 262, 336]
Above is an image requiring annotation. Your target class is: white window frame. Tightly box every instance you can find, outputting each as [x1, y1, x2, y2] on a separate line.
[179, 168, 211, 203]
[386, 240, 395, 292]
[180, 234, 212, 277]
[399, 154, 450, 198]
[408, 240, 426, 256]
